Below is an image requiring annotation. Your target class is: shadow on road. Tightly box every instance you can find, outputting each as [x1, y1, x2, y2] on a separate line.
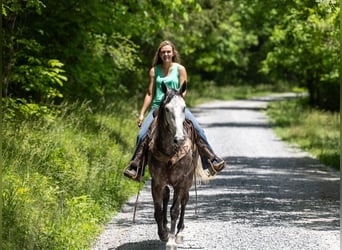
[187, 156, 340, 232]
[114, 240, 165, 250]
[123, 155, 339, 235]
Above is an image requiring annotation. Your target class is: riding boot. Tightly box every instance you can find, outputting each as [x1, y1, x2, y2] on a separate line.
[123, 136, 149, 182]
[196, 135, 225, 176]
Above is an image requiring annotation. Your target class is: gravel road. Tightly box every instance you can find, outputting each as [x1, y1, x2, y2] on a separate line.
[92, 94, 340, 250]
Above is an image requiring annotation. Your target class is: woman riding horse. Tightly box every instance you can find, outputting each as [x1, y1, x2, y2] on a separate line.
[147, 82, 202, 246]
[124, 40, 225, 182]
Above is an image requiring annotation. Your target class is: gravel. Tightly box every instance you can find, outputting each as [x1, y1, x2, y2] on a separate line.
[92, 93, 340, 250]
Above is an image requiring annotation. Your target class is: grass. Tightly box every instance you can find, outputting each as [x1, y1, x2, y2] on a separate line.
[2, 99, 141, 249]
[267, 98, 340, 170]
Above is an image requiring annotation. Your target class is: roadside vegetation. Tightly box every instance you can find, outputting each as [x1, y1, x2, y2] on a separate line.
[3, 100, 143, 249]
[267, 97, 340, 170]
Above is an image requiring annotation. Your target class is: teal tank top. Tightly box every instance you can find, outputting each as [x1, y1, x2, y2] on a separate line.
[151, 63, 180, 109]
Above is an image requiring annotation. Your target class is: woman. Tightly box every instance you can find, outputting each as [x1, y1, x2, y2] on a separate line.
[124, 40, 225, 182]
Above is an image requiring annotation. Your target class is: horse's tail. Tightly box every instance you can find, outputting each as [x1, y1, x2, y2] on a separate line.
[194, 158, 214, 185]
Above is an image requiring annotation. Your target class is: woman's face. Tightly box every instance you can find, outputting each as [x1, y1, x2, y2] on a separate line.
[159, 45, 174, 63]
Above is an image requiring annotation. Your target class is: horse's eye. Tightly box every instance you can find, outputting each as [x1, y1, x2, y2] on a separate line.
[165, 107, 170, 112]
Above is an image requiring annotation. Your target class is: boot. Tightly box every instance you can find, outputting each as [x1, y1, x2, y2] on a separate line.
[196, 135, 225, 176]
[123, 136, 149, 182]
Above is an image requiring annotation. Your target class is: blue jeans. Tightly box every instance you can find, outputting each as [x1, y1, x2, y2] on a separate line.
[131, 108, 214, 169]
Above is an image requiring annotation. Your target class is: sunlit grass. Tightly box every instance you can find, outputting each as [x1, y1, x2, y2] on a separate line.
[267, 98, 340, 170]
[2, 100, 140, 249]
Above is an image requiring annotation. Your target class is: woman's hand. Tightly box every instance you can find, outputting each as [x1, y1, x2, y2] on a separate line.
[137, 114, 144, 128]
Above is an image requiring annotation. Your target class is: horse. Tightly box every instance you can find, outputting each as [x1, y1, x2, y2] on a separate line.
[147, 82, 207, 249]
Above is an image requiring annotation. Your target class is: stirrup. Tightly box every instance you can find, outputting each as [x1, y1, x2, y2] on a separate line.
[208, 157, 225, 176]
[123, 164, 142, 182]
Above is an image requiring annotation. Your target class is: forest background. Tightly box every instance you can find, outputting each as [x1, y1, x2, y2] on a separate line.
[2, 0, 340, 249]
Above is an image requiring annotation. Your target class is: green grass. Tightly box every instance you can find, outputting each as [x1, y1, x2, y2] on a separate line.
[2, 100, 141, 249]
[267, 98, 340, 170]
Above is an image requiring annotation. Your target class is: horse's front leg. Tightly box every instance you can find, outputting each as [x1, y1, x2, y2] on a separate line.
[152, 180, 169, 242]
[163, 186, 170, 231]
[170, 188, 181, 235]
[176, 190, 190, 244]
[166, 187, 181, 249]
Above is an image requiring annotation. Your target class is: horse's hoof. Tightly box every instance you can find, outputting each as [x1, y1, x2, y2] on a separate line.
[159, 233, 169, 242]
[166, 245, 177, 250]
[175, 233, 184, 244]
[166, 235, 177, 250]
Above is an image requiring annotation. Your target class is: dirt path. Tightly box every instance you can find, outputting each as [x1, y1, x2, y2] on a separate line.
[92, 94, 340, 250]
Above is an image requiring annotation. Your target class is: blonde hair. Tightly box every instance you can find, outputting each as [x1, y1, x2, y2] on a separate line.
[152, 40, 181, 67]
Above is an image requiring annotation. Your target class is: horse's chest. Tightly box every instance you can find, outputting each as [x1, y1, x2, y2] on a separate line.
[148, 138, 192, 166]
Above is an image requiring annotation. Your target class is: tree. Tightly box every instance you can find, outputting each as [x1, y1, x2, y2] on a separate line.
[2, 0, 339, 112]
[2, 0, 195, 107]
[2, 0, 67, 103]
[169, 0, 259, 84]
[261, 0, 340, 110]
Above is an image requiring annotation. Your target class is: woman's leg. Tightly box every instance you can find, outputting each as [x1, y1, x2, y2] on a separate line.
[131, 109, 155, 159]
[124, 109, 155, 181]
[185, 108, 214, 152]
[185, 108, 225, 174]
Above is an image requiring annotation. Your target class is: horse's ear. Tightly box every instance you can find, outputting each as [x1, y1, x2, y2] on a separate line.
[162, 82, 168, 94]
[180, 81, 187, 96]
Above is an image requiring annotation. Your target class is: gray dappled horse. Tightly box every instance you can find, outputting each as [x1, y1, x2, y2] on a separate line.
[147, 82, 207, 249]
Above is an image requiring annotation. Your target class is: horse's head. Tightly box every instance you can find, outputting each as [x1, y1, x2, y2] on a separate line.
[160, 81, 187, 144]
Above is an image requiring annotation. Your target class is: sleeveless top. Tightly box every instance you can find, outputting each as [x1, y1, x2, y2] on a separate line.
[151, 63, 180, 109]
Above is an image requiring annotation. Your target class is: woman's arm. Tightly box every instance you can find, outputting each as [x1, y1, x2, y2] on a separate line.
[138, 67, 156, 127]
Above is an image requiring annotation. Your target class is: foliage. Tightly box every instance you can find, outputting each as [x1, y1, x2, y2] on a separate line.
[2, 1, 67, 102]
[2, 0, 196, 104]
[260, 0, 340, 110]
[169, 0, 259, 84]
[2, 100, 140, 248]
[267, 98, 340, 170]
[2, 0, 339, 110]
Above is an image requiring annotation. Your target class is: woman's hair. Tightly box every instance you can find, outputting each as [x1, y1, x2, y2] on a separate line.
[152, 40, 181, 66]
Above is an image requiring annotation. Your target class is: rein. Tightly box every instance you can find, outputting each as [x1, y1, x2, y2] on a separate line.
[149, 137, 192, 167]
